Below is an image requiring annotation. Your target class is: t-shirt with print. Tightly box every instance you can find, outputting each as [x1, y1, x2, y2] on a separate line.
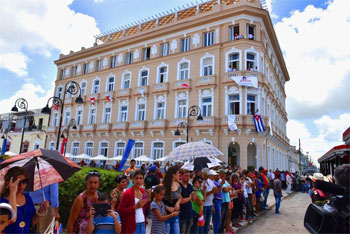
[203, 178, 215, 206]
[93, 212, 121, 234]
[180, 183, 193, 220]
[150, 201, 167, 234]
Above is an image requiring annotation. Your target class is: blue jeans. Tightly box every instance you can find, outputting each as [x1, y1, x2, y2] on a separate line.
[165, 215, 180, 234]
[191, 211, 204, 234]
[212, 199, 221, 234]
[274, 194, 281, 213]
[301, 184, 308, 193]
[219, 202, 229, 233]
[135, 222, 146, 234]
[262, 188, 270, 210]
[203, 205, 212, 234]
[245, 197, 252, 219]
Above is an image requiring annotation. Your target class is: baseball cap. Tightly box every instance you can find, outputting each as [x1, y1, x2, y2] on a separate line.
[218, 169, 228, 174]
[0, 203, 16, 220]
[209, 170, 218, 176]
[202, 168, 210, 175]
[150, 165, 157, 172]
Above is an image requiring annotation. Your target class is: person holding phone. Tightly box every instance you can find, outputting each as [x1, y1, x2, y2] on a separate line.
[117, 170, 151, 234]
[87, 192, 121, 234]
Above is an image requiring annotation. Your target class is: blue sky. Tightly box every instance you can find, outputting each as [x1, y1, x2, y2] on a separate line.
[0, 0, 349, 164]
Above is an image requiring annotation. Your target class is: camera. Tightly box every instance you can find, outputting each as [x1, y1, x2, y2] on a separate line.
[304, 180, 349, 233]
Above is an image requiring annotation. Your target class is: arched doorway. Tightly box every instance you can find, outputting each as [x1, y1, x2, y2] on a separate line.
[247, 143, 257, 169]
[228, 142, 240, 167]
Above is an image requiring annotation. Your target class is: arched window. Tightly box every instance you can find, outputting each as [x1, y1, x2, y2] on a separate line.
[114, 141, 126, 156]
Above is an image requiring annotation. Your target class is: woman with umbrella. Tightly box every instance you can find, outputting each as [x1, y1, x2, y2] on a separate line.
[0, 166, 48, 234]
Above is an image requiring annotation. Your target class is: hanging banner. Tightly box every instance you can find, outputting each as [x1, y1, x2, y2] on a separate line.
[227, 115, 238, 131]
[229, 75, 258, 88]
[118, 139, 135, 171]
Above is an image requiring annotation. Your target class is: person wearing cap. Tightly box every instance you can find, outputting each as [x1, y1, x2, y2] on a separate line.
[0, 203, 16, 234]
[145, 165, 160, 190]
[308, 173, 329, 206]
[202, 168, 216, 234]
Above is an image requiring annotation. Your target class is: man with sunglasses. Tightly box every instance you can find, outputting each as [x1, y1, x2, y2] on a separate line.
[29, 183, 60, 233]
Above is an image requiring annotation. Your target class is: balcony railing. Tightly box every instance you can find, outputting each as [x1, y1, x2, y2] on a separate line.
[152, 82, 169, 93]
[97, 123, 112, 131]
[193, 116, 217, 127]
[148, 119, 168, 129]
[129, 121, 147, 130]
[133, 86, 149, 97]
[172, 79, 191, 91]
[195, 75, 216, 87]
[112, 122, 129, 131]
[116, 88, 131, 98]
[83, 124, 97, 132]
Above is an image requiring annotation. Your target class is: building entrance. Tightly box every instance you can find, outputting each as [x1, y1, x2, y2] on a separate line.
[228, 142, 240, 167]
[247, 143, 257, 169]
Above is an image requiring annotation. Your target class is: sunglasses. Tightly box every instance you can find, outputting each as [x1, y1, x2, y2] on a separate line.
[88, 171, 100, 176]
[19, 179, 28, 185]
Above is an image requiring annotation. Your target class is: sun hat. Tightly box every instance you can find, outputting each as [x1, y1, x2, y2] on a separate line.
[0, 203, 16, 220]
[202, 168, 210, 175]
[209, 170, 218, 176]
[308, 173, 329, 182]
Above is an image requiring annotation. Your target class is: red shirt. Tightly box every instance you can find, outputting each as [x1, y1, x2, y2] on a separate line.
[261, 173, 269, 189]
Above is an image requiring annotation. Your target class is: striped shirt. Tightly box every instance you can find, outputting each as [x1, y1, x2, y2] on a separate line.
[150, 201, 167, 234]
[93, 212, 121, 233]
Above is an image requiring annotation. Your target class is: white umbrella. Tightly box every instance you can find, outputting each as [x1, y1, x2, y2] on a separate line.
[4, 151, 16, 156]
[109, 155, 123, 161]
[74, 154, 91, 160]
[156, 156, 168, 162]
[134, 155, 153, 162]
[65, 153, 74, 158]
[91, 155, 108, 160]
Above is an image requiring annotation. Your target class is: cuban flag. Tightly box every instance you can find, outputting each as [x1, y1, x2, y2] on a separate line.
[105, 94, 112, 102]
[253, 114, 265, 132]
[90, 97, 95, 105]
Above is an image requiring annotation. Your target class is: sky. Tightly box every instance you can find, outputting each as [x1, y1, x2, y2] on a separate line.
[0, 0, 349, 165]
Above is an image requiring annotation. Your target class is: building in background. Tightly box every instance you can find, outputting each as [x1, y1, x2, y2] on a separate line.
[287, 146, 299, 172]
[0, 109, 50, 154]
[318, 127, 350, 175]
[47, 0, 290, 169]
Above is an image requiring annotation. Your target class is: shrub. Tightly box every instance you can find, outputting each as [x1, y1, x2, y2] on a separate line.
[58, 167, 120, 227]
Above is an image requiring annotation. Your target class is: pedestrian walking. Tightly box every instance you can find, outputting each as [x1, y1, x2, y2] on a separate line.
[272, 173, 283, 214]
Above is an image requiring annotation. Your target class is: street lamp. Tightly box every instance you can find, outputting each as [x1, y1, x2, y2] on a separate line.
[60, 119, 77, 156]
[174, 105, 203, 143]
[11, 98, 28, 154]
[41, 81, 83, 151]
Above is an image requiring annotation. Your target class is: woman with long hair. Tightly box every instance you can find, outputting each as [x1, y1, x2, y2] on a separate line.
[117, 170, 151, 234]
[162, 165, 182, 234]
[231, 173, 244, 227]
[67, 171, 101, 234]
[110, 174, 128, 211]
[0, 166, 48, 234]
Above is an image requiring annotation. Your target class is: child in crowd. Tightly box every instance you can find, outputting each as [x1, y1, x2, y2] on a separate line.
[150, 185, 179, 234]
[0, 203, 16, 234]
[87, 193, 121, 234]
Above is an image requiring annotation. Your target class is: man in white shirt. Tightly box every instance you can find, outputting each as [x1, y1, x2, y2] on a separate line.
[286, 172, 292, 193]
[243, 171, 253, 223]
[202, 168, 216, 234]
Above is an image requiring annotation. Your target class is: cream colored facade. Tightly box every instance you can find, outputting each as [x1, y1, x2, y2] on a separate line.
[47, 0, 290, 170]
[0, 109, 50, 154]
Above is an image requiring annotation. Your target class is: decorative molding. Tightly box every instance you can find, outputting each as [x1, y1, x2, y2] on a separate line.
[195, 129, 200, 137]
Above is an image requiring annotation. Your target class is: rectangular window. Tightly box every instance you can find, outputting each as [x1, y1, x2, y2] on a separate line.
[228, 53, 239, 71]
[137, 104, 145, 121]
[107, 77, 114, 91]
[100, 142, 108, 156]
[246, 53, 256, 70]
[126, 52, 133, 65]
[64, 111, 71, 126]
[177, 99, 187, 118]
[115, 142, 125, 156]
[179, 62, 189, 80]
[181, 37, 190, 52]
[110, 56, 117, 68]
[119, 105, 128, 122]
[247, 24, 255, 40]
[203, 58, 213, 76]
[72, 142, 80, 156]
[80, 82, 86, 95]
[56, 87, 63, 99]
[52, 113, 58, 127]
[202, 97, 212, 117]
[229, 25, 240, 41]
[140, 70, 148, 86]
[84, 63, 88, 74]
[247, 95, 256, 115]
[76, 110, 83, 125]
[161, 43, 169, 56]
[153, 142, 164, 160]
[121, 74, 130, 89]
[203, 31, 214, 47]
[96, 59, 102, 71]
[155, 102, 165, 120]
[134, 142, 144, 158]
[142, 47, 151, 61]
[159, 66, 167, 83]
[89, 109, 96, 124]
[85, 142, 94, 156]
[72, 66, 77, 77]
[49, 142, 55, 150]
[229, 94, 240, 115]
[60, 70, 65, 79]
[93, 80, 100, 94]
[103, 107, 111, 123]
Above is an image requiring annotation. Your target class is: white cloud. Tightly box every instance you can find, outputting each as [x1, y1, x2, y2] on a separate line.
[93, 0, 104, 3]
[0, 0, 100, 77]
[0, 82, 54, 114]
[274, 0, 350, 109]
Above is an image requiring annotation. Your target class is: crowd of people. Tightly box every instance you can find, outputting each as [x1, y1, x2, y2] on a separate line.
[1, 161, 348, 234]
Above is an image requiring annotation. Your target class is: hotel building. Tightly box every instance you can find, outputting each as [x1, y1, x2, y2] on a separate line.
[47, 0, 290, 170]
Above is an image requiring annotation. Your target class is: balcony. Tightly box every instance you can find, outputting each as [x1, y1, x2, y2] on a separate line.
[116, 88, 131, 98]
[97, 123, 112, 131]
[112, 122, 129, 131]
[172, 79, 192, 91]
[223, 70, 263, 86]
[195, 75, 216, 88]
[151, 82, 169, 94]
[129, 121, 148, 130]
[101, 91, 115, 102]
[87, 93, 100, 104]
[64, 97, 73, 106]
[168, 119, 187, 128]
[83, 124, 97, 132]
[192, 116, 217, 128]
[148, 119, 168, 129]
[133, 86, 149, 97]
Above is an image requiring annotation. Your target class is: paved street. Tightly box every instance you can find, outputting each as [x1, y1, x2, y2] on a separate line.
[238, 192, 310, 234]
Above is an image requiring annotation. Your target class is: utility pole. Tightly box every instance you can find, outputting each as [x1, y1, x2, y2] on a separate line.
[299, 139, 302, 174]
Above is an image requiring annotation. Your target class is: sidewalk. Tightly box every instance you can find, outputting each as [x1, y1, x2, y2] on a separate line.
[233, 189, 294, 233]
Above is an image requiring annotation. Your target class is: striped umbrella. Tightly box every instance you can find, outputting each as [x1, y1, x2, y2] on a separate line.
[166, 141, 223, 162]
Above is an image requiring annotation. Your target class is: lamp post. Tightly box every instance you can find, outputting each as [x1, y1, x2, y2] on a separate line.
[60, 119, 77, 156]
[11, 98, 28, 154]
[174, 105, 203, 143]
[41, 81, 83, 151]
